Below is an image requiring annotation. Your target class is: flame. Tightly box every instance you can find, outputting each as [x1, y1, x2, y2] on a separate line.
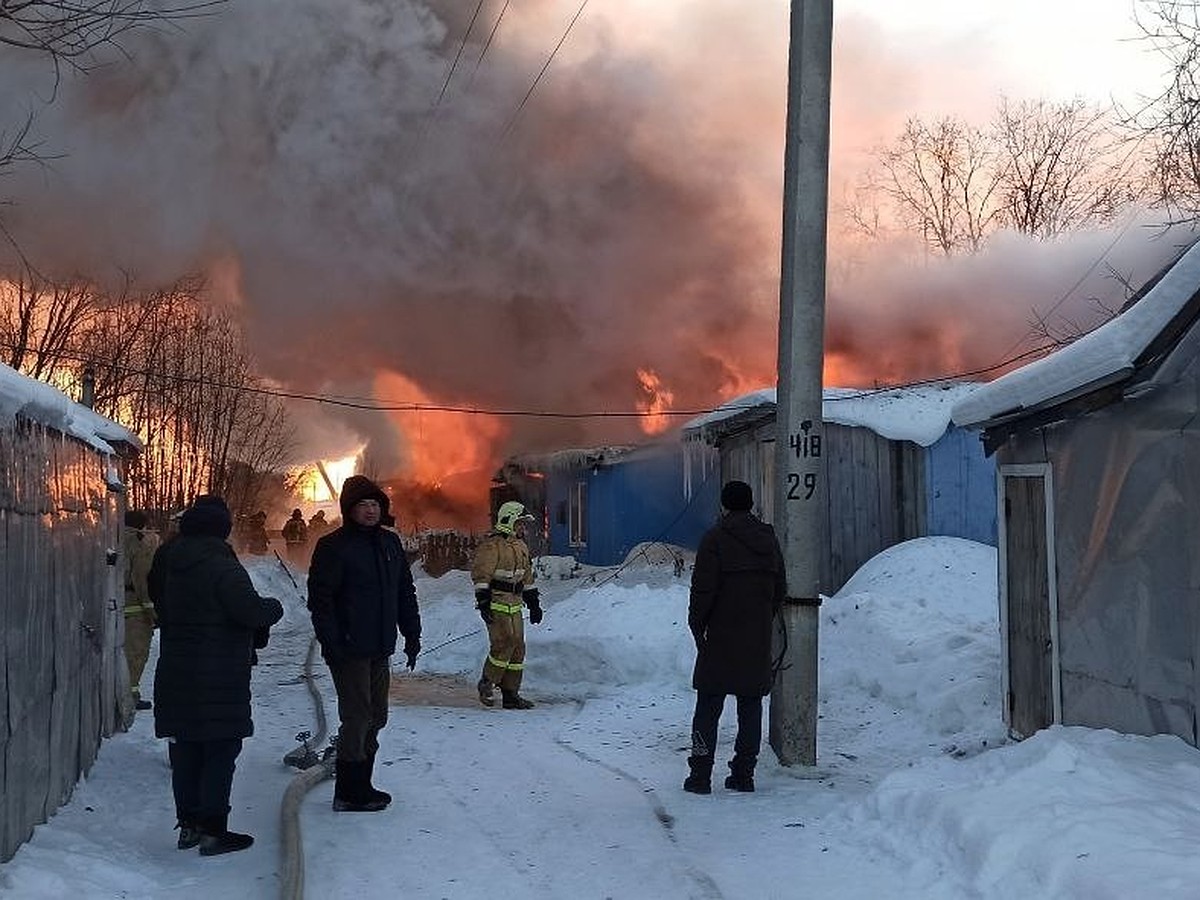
[290, 451, 362, 503]
[636, 368, 675, 435]
[375, 369, 506, 486]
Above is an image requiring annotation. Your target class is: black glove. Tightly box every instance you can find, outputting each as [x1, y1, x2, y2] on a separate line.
[404, 639, 420, 671]
[523, 588, 543, 625]
[475, 588, 494, 624]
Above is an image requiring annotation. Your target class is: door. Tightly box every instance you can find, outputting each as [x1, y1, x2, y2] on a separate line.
[999, 465, 1060, 738]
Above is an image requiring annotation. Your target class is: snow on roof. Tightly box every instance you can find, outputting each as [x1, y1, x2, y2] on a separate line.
[684, 383, 980, 448]
[952, 239, 1200, 428]
[0, 362, 141, 454]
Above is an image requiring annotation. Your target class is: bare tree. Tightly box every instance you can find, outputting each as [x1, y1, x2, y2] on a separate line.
[0, 268, 98, 384]
[993, 97, 1136, 238]
[870, 116, 1004, 255]
[0, 1, 227, 189]
[0, 270, 293, 518]
[1129, 0, 1200, 221]
[0, 1, 225, 67]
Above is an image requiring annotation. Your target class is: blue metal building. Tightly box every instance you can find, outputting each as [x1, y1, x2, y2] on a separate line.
[498, 442, 720, 566]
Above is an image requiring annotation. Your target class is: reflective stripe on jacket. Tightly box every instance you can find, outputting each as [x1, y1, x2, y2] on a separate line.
[471, 532, 534, 604]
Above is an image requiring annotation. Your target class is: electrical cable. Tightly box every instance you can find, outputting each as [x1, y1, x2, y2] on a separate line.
[468, 0, 510, 86]
[498, 0, 589, 142]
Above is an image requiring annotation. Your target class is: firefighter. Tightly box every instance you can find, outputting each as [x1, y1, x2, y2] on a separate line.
[123, 509, 160, 712]
[473, 501, 542, 709]
[281, 508, 308, 567]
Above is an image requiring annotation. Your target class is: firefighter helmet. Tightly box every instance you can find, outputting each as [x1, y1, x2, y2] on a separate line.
[496, 501, 532, 535]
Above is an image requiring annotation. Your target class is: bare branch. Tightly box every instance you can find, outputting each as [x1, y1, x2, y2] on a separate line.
[0, 1, 227, 69]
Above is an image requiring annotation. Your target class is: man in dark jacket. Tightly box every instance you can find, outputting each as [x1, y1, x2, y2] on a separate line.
[307, 475, 421, 813]
[150, 494, 284, 856]
[684, 480, 785, 795]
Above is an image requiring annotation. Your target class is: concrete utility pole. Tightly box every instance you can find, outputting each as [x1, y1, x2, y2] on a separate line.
[770, 0, 833, 768]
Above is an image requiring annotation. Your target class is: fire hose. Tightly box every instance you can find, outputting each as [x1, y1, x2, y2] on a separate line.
[274, 552, 334, 900]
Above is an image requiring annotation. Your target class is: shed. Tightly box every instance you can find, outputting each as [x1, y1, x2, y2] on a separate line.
[495, 440, 721, 566]
[952, 238, 1200, 742]
[0, 362, 140, 861]
[684, 384, 995, 593]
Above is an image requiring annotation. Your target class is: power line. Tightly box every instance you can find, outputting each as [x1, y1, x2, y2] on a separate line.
[0, 335, 1065, 421]
[432, 0, 488, 112]
[499, 0, 589, 141]
[468, 0, 510, 86]
[400, 0, 487, 175]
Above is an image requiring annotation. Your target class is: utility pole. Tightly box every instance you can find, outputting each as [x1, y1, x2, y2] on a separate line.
[770, 0, 833, 767]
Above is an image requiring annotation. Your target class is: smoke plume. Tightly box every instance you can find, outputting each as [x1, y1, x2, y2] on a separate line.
[0, 0, 1174, 505]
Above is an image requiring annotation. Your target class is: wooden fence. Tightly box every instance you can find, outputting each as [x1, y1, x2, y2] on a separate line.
[0, 420, 126, 862]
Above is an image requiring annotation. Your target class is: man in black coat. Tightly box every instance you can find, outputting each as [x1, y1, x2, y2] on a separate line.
[307, 475, 421, 812]
[150, 494, 284, 855]
[684, 480, 785, 794]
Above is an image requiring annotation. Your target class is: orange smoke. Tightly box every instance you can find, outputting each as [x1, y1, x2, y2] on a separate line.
[374, 369, 506, 486]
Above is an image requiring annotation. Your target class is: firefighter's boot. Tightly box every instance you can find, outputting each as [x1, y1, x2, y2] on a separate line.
[477, 677, 495, 707]
[501, 690, 534, 710]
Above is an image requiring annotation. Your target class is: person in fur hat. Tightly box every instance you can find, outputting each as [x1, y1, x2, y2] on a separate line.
[307, 475, 422, 813]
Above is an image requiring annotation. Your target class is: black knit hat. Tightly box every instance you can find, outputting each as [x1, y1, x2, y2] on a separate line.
[339, 475, 391, 520]
[720, 480, 754, 512]
[179, 494, 233, 539]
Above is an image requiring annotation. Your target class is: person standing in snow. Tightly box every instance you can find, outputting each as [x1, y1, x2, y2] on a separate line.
[150, 494, 284, 856]
[684, 480, 785, 794]
[307, 475, 422, 813]
[472, 500, 542, 710]
[122, 509, 160, 713]
[281, 507, 308, 567]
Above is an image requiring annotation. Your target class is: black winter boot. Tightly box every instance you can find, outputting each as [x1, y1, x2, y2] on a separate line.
[197, 815, 254, 856]
[724, 758, 756, 792]
[501, 690, 534, 710]
[364, 749, 392, 807]
[176, 819, 200, 850]
[332, 760, 388, 812]
[683, 756, 713, 795]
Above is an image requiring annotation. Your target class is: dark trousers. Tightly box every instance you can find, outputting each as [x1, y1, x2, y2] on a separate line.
[690, 692, 763, 773]
[329, 656, 390, 762]
[169, 738, 243, 823]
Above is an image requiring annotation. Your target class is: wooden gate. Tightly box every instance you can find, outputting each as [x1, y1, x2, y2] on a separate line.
[999, 464, 1060, 738]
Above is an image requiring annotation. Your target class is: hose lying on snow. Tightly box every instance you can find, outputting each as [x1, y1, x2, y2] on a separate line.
[274, 552, 334, 900]
[280, 636, 335, 900]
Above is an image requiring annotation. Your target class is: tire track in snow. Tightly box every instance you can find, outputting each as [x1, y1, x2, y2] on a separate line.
[554, 702, 725, 900]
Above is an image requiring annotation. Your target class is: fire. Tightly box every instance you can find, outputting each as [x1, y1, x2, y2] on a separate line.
[375, 369, 505, 486]
[291, 451, 362, 503]
[636, 368, 675, 435]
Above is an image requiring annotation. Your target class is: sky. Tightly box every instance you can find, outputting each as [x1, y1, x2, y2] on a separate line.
[0, 0, 1186, 495]
[6, 533, 1200, 897]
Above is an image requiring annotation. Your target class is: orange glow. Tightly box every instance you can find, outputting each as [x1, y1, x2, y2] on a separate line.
[375, 370, 506, 486]
[290, 451, 362, 503]
[636, 368, 675, 435]
[822, 353, 860, 388]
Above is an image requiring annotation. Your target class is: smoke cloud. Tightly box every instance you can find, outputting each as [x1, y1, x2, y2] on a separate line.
[0, 0, 1173, 500]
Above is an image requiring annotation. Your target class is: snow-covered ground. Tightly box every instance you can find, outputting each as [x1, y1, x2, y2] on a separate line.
[5, 536, 1200, 899]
